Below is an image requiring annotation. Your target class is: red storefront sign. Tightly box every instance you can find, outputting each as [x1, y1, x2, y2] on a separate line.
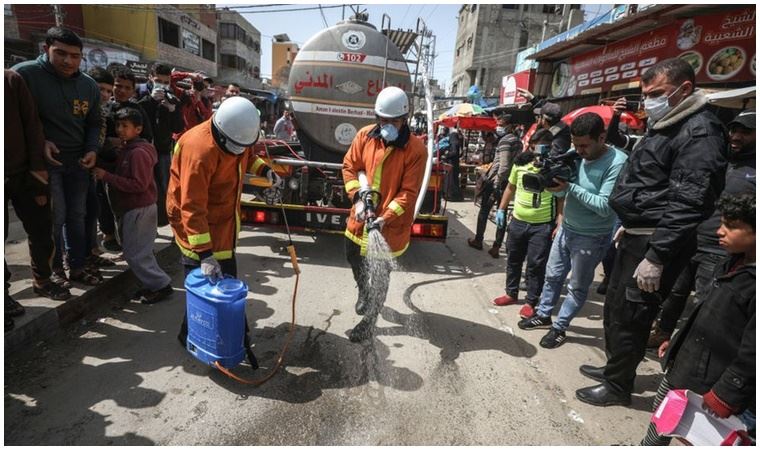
[500, 69, 535, 105]
[551, 7, 756, 97]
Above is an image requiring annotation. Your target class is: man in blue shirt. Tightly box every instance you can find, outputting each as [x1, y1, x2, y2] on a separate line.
[518, 113, 627, 349]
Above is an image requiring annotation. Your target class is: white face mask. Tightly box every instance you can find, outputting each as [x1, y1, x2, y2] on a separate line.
[644, 84, 685, 122]
[495, 126, 506, 136]
[379, 123, 399, 142]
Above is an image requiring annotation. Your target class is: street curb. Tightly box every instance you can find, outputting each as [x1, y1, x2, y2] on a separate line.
[4, 244, 180, 354]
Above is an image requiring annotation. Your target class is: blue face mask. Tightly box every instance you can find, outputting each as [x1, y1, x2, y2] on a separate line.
[379, 123, 399, 142]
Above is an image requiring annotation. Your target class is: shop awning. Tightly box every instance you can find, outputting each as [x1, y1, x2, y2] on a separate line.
[705, 86, 756, 109]
[529, 5, 724, 62]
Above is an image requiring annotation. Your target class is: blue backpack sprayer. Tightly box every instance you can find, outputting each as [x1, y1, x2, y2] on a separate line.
[183, 162, 301, 386]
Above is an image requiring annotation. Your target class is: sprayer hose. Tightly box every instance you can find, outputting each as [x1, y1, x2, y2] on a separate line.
[214, 245, 299, 385]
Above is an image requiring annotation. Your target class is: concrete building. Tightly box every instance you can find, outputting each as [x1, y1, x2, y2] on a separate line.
[271, 33, 299, 89]
[216, 8, 262, 90]
[5, 5, 218, 76]
[152, 4, 218, 76]
[450, 4, 583, 98]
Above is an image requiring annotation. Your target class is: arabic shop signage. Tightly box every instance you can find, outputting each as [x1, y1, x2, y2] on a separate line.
[551, 7, 756, 98]
[500, 70, 535, 105]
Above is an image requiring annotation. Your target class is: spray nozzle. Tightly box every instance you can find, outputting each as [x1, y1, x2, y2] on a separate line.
[360, 188, 382, 222]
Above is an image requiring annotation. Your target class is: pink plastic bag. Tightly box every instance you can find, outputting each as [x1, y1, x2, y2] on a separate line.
[651, 389, 750, 446]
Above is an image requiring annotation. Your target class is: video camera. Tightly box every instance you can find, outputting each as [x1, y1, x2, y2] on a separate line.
[521, 149, 580, 194]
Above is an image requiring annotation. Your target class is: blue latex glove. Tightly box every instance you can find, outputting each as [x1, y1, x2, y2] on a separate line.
[495, 209, 506, 228]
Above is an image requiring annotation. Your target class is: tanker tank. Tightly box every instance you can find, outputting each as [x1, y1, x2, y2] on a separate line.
[288, 17, 412, 163]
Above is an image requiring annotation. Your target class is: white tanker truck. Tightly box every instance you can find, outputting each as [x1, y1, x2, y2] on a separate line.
[241, 13, 449, 241]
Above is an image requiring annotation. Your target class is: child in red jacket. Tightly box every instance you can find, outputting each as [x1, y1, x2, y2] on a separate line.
[93, 108, 173, 304]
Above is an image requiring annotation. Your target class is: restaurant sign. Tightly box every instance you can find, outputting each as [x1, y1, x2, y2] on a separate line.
[551, 7, 756, 97]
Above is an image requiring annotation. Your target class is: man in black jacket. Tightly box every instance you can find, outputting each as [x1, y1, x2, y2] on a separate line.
[576, 58, 727, 406]
[137, 63, 184, 226]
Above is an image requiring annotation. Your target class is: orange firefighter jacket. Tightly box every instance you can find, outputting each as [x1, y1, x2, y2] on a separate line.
[343, 124, 427, 257]
[167, 119, 271, 261]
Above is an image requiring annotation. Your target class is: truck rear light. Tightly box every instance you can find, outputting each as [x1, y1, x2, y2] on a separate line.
[411, 223, 445, 238]
[245, 210, 280, 225]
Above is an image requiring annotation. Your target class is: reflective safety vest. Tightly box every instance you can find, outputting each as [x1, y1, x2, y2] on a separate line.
[167, 119, 270, 260]
[343, 125, 427, 257]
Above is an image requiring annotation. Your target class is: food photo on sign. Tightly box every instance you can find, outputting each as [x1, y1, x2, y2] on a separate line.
[552, 6, 755, 98]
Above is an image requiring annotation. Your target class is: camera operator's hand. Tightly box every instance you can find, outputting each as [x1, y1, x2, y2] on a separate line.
[613, 226, 625, 248]
[151, 87, 166, 102]
[545, 178, 568, 193]
[612, 97, 627, 116]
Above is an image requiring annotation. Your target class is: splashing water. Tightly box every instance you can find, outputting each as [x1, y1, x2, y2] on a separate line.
[365, 229, 397, 278]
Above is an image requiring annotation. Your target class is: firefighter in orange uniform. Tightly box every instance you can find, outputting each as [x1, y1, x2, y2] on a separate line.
[343, 86, 427, 342]
[167, 97, 280, 345]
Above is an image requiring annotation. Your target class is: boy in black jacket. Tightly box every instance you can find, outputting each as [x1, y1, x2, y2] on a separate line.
[641, 192, 755, 445]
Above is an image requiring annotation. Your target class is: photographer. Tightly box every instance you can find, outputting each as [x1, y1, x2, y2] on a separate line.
[518, 113, 627, 350]
[137, 63, 184, 226]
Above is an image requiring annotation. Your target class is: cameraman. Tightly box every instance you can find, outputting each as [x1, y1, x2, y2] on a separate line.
[492, 129, 562, 314]
[137, 63, 184, 226]
[518, 113, 627, 350]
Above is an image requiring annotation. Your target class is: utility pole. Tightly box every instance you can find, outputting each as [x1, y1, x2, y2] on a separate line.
[52, 5, 64, 26]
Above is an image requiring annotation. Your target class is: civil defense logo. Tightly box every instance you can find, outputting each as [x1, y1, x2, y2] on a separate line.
[342, 30, 366, 51]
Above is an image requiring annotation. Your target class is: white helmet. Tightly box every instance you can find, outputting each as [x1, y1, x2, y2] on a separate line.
[212, 96, 260, 155]
[374, 86, 409, 118]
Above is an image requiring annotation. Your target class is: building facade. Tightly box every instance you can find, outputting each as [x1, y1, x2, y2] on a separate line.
[216, 9, 262, 90]
[450, 4, 582, 98]
[6, 4, 226, 78]
[153, 5, 218, 76]
[271, 34, 299, 89]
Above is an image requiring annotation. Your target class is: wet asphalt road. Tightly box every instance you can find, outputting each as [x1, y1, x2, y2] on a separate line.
[4, 201, 663, 445]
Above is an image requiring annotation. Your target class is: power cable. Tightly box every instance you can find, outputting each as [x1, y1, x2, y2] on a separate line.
[87, 4, 347, 14]
[318, 4, 329, 28]
[398, 4, 412, 29]
[425, 4, 439, 21]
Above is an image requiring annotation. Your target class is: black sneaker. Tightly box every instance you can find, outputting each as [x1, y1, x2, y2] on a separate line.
[540, 328, 566, 349]
[140, 285, 174, 304]
[518, 314, 552, 330]
[102, 238, 122, 252]
[5, 296, 25, 317]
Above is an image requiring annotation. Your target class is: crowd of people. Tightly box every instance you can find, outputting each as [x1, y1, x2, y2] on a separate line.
[3, 26, 258, 330]
[3, 25, 755, 444]
[453, 58, 755, 442]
